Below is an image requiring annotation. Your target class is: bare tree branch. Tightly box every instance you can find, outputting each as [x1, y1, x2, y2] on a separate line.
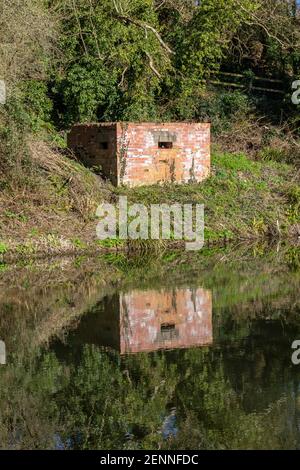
[87, 0, 104, 60]
[71, 0, 88, 56]
[114, 14, 174, 55]
[145, 51, 162, 78]
[118, 66, 128, 87]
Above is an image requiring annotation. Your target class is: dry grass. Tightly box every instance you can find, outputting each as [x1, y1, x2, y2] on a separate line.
[0, 140, 113, 254]
[215, 118, 300, 167]
[29, 140, 112, 217]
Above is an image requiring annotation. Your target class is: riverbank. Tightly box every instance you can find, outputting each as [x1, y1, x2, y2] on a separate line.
[0, 140, 299, 261]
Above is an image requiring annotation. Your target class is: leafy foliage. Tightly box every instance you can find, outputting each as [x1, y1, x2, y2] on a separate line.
[49, 0, 260, 124]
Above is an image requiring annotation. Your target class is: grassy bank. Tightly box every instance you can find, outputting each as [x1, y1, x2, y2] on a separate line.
[0, 140, 299, 259]
[118, 150, 299, 242]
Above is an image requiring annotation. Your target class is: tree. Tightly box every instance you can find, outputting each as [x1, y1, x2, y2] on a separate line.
[50, 0, 260, 124]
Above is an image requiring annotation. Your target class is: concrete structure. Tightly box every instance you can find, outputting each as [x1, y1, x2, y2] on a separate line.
[73, 287, 213, 354]
[68, 122, 210, 187]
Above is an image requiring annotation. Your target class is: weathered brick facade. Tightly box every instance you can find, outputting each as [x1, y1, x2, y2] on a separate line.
[73, 288, 213, 355]
[68, 122, 210, 187]
[119, 288, 213, 354]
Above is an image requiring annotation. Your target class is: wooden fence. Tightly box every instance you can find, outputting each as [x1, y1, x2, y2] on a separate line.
[206, 71, 286, 95]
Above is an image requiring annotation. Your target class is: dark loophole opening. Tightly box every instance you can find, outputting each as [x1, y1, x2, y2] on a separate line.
[161, 323, 175, 332]
[100, 142, 109, 150]
[160, 323, 178, 341]
[158, 142, 173, 149]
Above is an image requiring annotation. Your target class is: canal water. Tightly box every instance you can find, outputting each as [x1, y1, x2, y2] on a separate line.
[0, 245, 299, 449]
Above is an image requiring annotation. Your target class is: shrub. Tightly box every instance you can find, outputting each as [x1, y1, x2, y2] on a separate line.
[198, 90, 253, 135]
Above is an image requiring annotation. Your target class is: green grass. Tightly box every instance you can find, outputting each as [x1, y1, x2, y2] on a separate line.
[114, 150, 298, 242]
[71, 238, 87, 249]
[0, 242, 8, 255]
[96, 238, 125, 249]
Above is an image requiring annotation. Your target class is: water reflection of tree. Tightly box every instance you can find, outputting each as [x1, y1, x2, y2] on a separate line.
[0, 247, 299, 449]
[1, 334, 300, 450]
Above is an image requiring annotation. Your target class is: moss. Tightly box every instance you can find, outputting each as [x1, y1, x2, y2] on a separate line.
[71, 238, 87, 249]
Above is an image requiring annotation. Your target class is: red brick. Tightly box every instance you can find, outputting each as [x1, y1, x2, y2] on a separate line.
[68, 122, 210, 187]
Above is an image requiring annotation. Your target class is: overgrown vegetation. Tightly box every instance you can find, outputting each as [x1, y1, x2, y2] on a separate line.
[116, 149, 299, 241]
[2, 1, 300, 145]
[0, 145, 298, 256]
[0, 0, 299, 253]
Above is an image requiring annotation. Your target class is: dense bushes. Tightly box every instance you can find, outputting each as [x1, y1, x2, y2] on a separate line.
[1, 0, 300, 171]
[0, 0, 57, 172]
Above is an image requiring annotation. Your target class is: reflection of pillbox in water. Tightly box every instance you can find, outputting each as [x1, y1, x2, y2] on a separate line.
[0, 340, 6, 364]
[0, 80, 6, 105]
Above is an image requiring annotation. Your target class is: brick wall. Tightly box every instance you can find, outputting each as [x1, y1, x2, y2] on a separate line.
[67, 123, 118, 185]
[68, 122, 210, 187]
[71, 288, 212, 355]
[116, 122, 210, 187]
[119, 288, 213, 354]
